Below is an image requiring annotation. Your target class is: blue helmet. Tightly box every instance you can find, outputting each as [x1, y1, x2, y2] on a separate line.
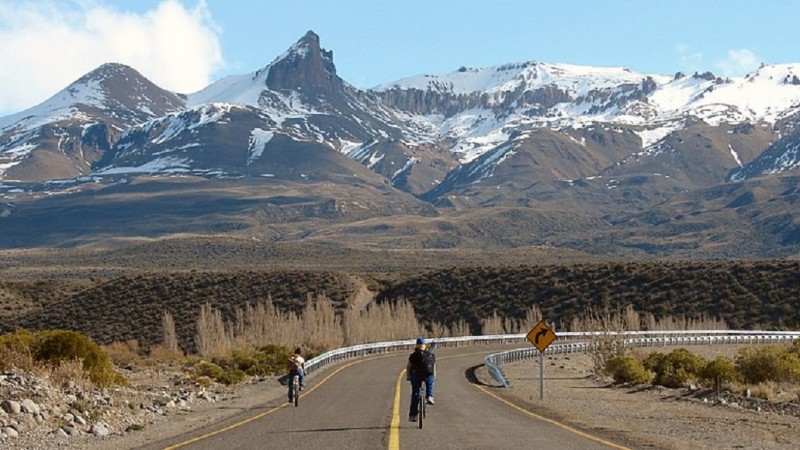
[416, 337, 426, 345]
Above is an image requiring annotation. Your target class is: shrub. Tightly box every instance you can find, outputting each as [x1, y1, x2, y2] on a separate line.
[605, 355, 651, 384]
[252, 344, 293, 376]
[192, 361, 225, 381]
[0, 345, 35, 372]
[191, 360, 247, 385]
[0, 329, 126, 387]
[147, 344, 185, 364]
[736, 345, 800, 384]
[0, 329, 37, 353]
[34, 330, 127, 386]
[698, 356, 738, 391]
[212, 345, 291, 377]
[102, 340, 142, 367]
[791, 339, 800, 357]
[49, 358, 89, 389]
[215, 368, 246, 385]
[644, 348, 706, 388]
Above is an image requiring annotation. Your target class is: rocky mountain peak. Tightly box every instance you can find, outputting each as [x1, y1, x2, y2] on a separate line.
[74, 62, 138, 83]
[69, 63, 184, 119]
[265, 30, 341, 95]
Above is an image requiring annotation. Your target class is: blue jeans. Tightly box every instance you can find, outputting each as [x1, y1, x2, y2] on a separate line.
[409, 371, 434, 416]
[288, 368, 305, 398]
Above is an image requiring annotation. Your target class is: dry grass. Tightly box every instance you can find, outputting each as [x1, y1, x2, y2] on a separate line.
[101, 339, 142, 367]
[569, 304, 730, 373]
[162, 311, 180, 355]
[0, 345, 35, 372]
[47, 358, 91, 390]
[193, 295, 426, 356]
[745, 381, 800, 402]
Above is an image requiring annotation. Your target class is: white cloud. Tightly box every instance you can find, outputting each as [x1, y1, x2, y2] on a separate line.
[714, 48, 761, 77]
[0, 0, 224, 116]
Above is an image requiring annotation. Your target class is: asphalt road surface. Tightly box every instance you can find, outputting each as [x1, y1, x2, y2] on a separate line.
[140, 345, 628, 450]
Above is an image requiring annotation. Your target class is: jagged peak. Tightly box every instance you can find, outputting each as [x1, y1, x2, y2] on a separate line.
[263, 30, 339, 93]
[267, 30, 325, 67]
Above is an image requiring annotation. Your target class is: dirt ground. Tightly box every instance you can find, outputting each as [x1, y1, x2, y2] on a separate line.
[491, 345, 799, 450]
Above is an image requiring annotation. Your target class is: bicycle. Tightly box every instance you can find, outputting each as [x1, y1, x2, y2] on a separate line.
[289, 373, 300, 407]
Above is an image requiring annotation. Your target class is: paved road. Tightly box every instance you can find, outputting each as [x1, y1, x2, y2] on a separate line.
[141, 345, 628, 450]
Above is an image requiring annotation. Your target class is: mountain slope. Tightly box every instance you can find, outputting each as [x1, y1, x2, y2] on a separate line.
[0, 64, 185, 182]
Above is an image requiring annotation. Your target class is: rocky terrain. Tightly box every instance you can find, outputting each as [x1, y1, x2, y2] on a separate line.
[0, 363, 241, 449]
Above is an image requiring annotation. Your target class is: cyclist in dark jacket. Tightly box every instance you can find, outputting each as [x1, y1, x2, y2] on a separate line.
[406, 337, 436, 421]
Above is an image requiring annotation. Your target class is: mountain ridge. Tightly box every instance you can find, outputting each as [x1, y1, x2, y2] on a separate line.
[2, 30, 800, 257]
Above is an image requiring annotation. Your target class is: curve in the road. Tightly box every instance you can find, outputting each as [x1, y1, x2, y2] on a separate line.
[156, 346, 633, 449]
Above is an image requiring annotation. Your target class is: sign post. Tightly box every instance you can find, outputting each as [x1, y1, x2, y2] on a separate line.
[526, 320, 557, 400]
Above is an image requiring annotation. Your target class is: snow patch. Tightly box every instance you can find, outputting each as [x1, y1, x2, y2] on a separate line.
[94, 156, 192, 175]
[729, 144, 743, 167]
[248, 128, 274, 164]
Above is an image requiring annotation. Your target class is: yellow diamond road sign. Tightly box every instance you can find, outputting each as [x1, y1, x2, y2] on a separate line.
[527, 320, 556, 352]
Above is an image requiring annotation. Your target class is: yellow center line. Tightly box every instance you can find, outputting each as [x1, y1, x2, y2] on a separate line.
[387, 369, 405, 450]
[387, 349, 500, 450]
[469, 381, 632, 450]
[164, 354, 393, 450]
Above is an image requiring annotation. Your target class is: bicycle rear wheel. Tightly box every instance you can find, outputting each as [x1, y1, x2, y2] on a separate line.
[293, 375, 299, 407]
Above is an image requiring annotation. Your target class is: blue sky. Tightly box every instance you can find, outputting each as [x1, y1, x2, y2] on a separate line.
[1, 0, 798, 117]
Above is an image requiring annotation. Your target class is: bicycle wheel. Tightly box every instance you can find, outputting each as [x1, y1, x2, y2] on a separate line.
[293, 375, 299, 407]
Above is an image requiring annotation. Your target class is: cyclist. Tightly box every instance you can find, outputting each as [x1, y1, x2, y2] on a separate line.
[406, 337, 436, 421]
[287, 347, 306, 402]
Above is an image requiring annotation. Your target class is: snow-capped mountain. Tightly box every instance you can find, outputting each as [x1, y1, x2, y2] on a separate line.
[86, 31, 457, 192]
[728, 120, 800, 181]
[2, 30, 800, 255]
[0, 63, 185, 181]
[4, 30, 800, 189]
[370, 61, 800, 188]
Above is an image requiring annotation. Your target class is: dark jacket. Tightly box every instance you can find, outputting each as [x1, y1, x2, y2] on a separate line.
[406, 348, 436, 378]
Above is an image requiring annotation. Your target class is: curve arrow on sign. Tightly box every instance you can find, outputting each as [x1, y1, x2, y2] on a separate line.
[535, 328, 549, 345]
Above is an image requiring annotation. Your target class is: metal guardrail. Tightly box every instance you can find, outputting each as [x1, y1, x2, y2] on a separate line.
[303, 330, 800, 382]
[304, 334, 523, 375]
[483, 331, 800, 388]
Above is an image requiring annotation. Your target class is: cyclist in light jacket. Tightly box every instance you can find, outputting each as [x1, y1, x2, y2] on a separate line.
[287, 347, 306, 401]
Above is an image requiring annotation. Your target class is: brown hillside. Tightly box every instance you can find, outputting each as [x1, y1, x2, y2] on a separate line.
[375, 260, 800, 332]
[2, 239, 798, 354]
[0, 271, 360, 352]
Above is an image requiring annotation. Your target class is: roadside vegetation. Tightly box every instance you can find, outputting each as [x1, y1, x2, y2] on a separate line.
[580, 305, 800, 402]
[0, 259, 798, 394]
[3, 260, 800, 353]
[0, 329, 127, 387]
[600, 342, 800, 402]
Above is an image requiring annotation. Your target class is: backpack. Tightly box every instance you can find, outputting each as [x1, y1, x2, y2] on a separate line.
[412, 350, 436, 376]
[422, 351, 436, 375]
